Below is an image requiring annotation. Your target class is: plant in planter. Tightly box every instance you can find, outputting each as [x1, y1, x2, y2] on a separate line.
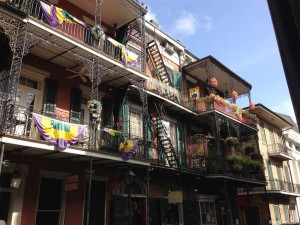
[227, 154, 244, 174]
[224, 136, 239, 147]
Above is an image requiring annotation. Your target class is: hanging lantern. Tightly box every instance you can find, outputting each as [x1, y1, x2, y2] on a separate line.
[231, 90, 238, 101]
[210, 77, 218, 88]
[250, 102, 255, 110]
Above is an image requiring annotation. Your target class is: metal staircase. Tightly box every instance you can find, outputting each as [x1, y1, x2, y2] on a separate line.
[147, 40, 173, 86]
[150, 103, 179, 168]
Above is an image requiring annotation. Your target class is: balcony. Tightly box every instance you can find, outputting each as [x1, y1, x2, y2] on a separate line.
[267, 179, 300, 194]
[267, 143, 293, 160]
[145, 77, 183, 104]
[1, 102, 149, 162]
[1, 0, 146, 72]
[184, 94, 258, 127]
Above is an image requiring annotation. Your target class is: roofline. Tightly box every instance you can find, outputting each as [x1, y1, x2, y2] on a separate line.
[183, 55, 252, 90]
[252, 103, 293, 126]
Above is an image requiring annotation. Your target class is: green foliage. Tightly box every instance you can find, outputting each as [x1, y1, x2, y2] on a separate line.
[224, 136, 239, 146]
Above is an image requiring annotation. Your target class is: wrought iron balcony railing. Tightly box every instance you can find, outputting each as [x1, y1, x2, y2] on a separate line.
[267, 143, 290, 155]
[184, 95, 258, 127]
[2, 0, 144, 71]
[267, 179, 300, 193]
[145, 77, 183, 104]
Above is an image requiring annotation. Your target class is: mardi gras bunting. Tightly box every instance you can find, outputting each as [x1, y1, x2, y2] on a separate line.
[32, 113, 86, 150]
[40, 1, 87, 27]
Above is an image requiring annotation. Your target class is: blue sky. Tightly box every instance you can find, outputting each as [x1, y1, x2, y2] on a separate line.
[142, 0, 297, 122]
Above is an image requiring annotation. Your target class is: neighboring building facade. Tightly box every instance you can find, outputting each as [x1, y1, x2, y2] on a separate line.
[241, 104, 300, 225]
[0, 1, 266, 225]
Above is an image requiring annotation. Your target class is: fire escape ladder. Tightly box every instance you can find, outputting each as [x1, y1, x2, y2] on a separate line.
[150, 103, 179, 168]
[147, 40, 173, 86]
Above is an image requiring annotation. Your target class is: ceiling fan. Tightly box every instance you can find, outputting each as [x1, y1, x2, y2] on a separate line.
[66, 66, 90, 82]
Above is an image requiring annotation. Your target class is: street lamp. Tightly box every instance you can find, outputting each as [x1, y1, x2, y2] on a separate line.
[125, 170, 136, 225]
[10, 165, 22, 188]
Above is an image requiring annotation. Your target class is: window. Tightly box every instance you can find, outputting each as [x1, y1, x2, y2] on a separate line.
[35, 177, 64, 225]
[19, 76, 38, 89]
[199, 201, 216, 225]
[259, 122, 267, 144]
[129, 109, 142, 139]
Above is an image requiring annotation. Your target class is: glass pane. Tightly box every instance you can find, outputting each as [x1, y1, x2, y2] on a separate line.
[27, 92, 35, 108]
[19, 77, 26, 86]
[37, 178, 62, 210]
[36, 212, 60, 225]
[26, 78, 38, 89]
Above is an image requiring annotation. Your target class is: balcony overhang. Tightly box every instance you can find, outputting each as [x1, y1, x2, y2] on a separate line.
[205, 174, 266, 187]
[268, 152, 294, 160]
[64, 0, 147, 28]
[266, 190, 300, 197]
[0, 135, 150, 166]
[25, 19, 147, 87]
[182, 55, 252, 96]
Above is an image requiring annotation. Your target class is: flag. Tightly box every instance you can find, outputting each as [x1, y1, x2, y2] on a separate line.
[32, 113, 86, 150]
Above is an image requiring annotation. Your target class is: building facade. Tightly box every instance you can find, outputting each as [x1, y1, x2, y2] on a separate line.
[242, 104, 300, 225]
[0, 1, 266, 225]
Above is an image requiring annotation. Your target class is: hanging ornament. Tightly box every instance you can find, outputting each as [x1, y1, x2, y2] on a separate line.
[231, 90, 238, 101]
[210, 77, 218, 88]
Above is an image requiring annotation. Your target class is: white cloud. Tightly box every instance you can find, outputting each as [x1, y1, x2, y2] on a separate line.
[173, 12, 197, 37]
[172, 12, 213, 37]
[271, 100, 297, 123]
[145, 7, 157, 22]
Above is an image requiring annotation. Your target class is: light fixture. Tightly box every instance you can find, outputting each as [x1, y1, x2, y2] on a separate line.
[10, 165, 22, 188]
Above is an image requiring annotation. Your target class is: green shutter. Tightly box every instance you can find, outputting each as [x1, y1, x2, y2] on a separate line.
[122, 104, 129, 138]
[70, 88, 82, 123]
[147, 116, 153, 159]
[266, 160, 275, 189]
[283, 205, 289, 223]
[176, 124, 184, 166]
[284, 165, 293, 192]
[273, 205, 281, 225]
[43, 79, 57, 117]
[276, 164, 284, 190]
[173, 71, 182, 91]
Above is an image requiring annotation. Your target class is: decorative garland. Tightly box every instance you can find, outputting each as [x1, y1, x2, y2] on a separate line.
[88, 99, 102, 114]
[200, 94, 258, 123]
[91, 24, 105, 45]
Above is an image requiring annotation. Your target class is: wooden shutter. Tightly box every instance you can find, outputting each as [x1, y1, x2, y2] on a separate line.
[273, 205, 281, 225]
[122, 104, 129, 138]
[284, 165, 293, 192]
[173, 71, 182, 91]
[276, 164, 284, 190]
[266, 160, 275, 189]
[69, 88, 82, 123]
[43, 79, 57, 117]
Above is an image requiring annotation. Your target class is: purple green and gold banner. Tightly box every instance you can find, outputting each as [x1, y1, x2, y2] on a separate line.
[102, 127, 138, 159]
[32, 113, 86, 150]
[40, 1, 87, 28]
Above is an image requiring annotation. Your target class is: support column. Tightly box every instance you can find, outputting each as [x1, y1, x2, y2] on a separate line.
[0, 21, 40, 133]
[85, 157, 93, 225]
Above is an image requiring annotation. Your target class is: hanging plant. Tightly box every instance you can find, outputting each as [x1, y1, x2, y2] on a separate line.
[231, 90, 238, 101]
[249, 102, 255, 110]
[224, 136, 239, 147]
[91, 24, 105, 45]
[210, 77, 218, 88]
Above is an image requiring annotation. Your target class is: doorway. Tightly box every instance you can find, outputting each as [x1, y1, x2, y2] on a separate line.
[0, 192, 11, 223]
